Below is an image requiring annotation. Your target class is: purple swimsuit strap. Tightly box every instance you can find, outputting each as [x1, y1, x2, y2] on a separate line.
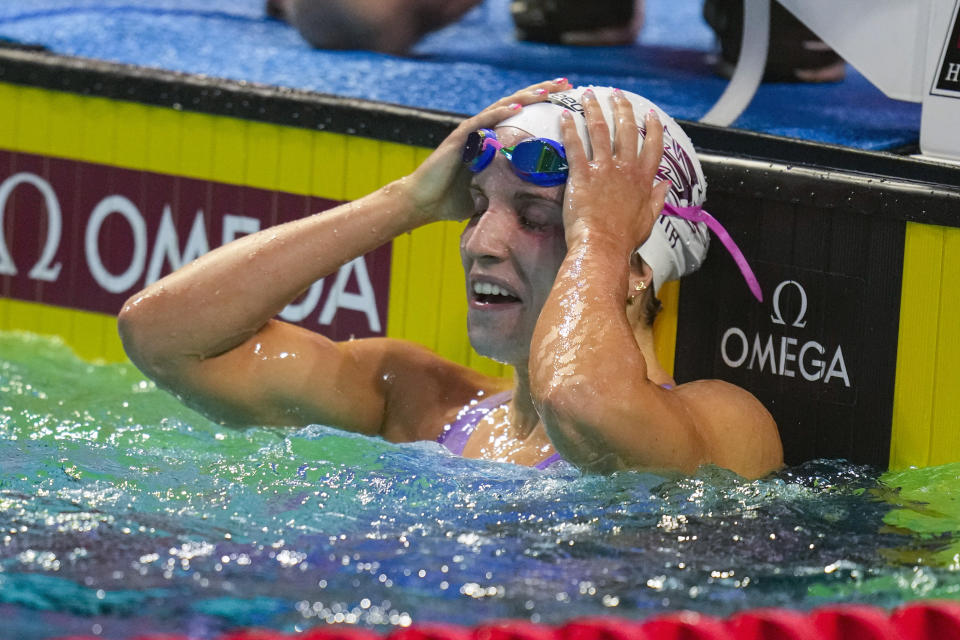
[438, 383, 675, 468]
[534, 452, 564, 469]
[437, 390, 566, 470]
[436, 390, 513, 455]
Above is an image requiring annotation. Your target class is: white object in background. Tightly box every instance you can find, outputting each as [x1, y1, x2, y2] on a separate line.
[920, 0, 960, 163]
[700, 0, 770, 127]
[777, 0, 960, 162]
[703, 0, 960, 162]
[776, 0, 934, 102]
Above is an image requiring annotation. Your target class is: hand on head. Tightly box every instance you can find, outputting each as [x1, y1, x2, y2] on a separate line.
[440, 83, 708, 298]
[558, 88, 670, 255]
[403, 79, 572, 225]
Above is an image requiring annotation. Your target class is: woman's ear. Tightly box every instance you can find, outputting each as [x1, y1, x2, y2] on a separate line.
[627, 252, 654, 301]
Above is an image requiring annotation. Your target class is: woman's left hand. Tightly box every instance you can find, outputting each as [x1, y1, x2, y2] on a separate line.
[559, 89, 670, 254]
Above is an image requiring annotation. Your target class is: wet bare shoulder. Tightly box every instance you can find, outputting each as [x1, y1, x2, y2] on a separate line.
[347, 338, 508, 443]
[671, 379, 783, 478]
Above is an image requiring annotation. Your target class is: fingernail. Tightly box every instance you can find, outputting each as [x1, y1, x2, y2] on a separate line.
[509, 102, 522, 111]
[583, 88, 595, 98]
[534, 88, 548, 95]
[560, 110, 572, 120]
[553, 77, 568, 84]
[646, 109, 660, 122]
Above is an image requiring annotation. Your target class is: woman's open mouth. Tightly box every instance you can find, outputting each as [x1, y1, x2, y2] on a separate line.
[472, 281, 521, 304]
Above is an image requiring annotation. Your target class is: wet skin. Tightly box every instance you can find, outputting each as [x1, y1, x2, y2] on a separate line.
[118, 80, 573, 463]
[460, 128, 567, 368]
[117, 80, 782, 477]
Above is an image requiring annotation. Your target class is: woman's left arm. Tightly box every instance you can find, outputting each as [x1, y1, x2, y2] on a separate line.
[529, 89, 705, 474]
[530, 90, 782, 477]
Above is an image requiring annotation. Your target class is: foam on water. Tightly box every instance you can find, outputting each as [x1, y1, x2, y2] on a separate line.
[0, 331, 958, 639]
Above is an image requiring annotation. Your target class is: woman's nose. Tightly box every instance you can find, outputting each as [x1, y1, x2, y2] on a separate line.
[461, 206, 513, 262]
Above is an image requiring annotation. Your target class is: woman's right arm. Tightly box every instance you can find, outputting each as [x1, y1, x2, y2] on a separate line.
[118, 182, 430, 432]
[118, 79, 569, 438]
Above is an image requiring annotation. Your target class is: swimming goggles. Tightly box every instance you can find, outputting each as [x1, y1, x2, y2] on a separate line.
[462, 128, 568, 187]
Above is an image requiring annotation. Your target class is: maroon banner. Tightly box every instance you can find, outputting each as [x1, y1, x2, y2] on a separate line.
[0, 150, 391, 340]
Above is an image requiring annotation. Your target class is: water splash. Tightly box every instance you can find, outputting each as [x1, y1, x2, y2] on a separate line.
[0, 331, 957, 639]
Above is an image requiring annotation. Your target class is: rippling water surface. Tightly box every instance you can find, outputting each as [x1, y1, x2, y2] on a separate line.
[1, 331, 958, 639]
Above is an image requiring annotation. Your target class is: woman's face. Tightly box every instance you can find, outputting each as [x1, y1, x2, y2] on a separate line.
[460, 128, 568, 367]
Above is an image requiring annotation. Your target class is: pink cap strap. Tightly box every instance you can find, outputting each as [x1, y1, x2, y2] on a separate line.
[662, 203, 763, 302]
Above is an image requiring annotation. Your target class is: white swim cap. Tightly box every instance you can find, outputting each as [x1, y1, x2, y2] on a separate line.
[498, 86, 710, 294]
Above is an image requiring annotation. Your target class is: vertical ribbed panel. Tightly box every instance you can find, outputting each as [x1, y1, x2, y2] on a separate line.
[244, 120, 280, 191]
[114, 101, 150, 171]
[4, 299, 40, 344]
[384, 145, 419, 346]
[654, 279, 680, 377]
[403, 220, 447, 352]
[82, 94, 117, 165]
[891, 222, 943, 468]
[275, 122, 312, 194]
[0, 83, 18, 151]
[343, 135, 381, 199]
[436, 220, 471, 367]
[377, 140, 418, 186]
[49, 91, 87, 160]
[891, 222, 960, 469]
[311, 130, 347, 201]
[929, 227, 960, 466]
[180, 111, 215, 180]
[146, 100, 181, 175]
[16, 86, 50, 153]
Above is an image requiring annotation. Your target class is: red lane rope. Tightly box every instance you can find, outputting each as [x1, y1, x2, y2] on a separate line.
[53, 600, 960, 640]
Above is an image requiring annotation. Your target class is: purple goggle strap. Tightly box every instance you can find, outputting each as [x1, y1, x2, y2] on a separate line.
[662, 203, 763, 302]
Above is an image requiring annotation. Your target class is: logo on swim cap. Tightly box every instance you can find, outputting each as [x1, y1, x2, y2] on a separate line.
[658, 131, 702, 209]
[547, 93, 586, 114]
[539, 88, 704, 209]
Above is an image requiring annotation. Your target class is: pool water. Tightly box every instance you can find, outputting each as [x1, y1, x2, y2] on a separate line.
[1, 331, 958, 639]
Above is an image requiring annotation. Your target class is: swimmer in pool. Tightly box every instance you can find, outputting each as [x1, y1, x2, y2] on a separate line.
[118, 80, 783, 478]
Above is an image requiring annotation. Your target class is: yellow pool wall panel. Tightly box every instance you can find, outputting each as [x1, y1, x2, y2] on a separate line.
[653, 280, 680, 377]
[0, 298, 128, 364]
[890, 222, 960, 469]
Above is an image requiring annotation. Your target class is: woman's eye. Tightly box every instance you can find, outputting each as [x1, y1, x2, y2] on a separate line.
[519, 215, 546, 230]
[518, 206, 556, 231]
[468, 195, 488, 222]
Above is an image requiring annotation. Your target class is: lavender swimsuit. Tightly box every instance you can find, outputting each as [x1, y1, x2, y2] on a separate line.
[436, 390, 565, 470]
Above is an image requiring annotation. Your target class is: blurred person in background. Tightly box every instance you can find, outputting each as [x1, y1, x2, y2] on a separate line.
[268, 0, 843, 85]
[266, 0, 645, 53]
[703, 0, 845, 82]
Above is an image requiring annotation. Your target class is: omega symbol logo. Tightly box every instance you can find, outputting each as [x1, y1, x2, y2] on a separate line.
[719, 277, 851, 388]
[770, 279, 807, 328]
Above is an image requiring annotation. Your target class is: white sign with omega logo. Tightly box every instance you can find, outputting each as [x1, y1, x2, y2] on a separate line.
[719, 279, 851, 387]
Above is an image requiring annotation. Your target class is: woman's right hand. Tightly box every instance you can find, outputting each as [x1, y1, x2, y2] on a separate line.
[401, 78, 572, 223]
